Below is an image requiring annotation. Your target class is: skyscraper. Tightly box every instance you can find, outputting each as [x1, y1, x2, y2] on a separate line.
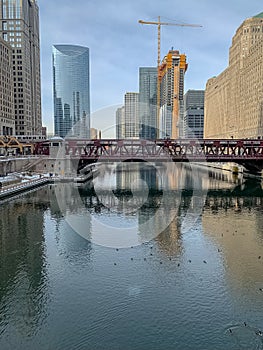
[124, 92, 139, 139]
[116, 106, 125, 139]
[139, 67, 157, 139]
[205, 13, 263, 139]
[184, 90, 204, 139]
[0, 36, 14, 135]
[0, 0, 42, 139]
[52, 44, 90, 138]
[159, 50, 187, 138]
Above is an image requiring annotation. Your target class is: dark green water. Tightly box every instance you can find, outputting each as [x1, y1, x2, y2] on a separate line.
[1, 163, 263, 350]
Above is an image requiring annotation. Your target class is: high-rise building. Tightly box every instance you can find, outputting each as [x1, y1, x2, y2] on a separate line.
[90, 127, 99, 139]
[116, 106, 125, 139]
[184, 90, 204, 139]
[52, 44, 90, 138]
[0, 36, 14, 135]
[123, 92, 139, 139]
[205, 13, 263, 139]
[0, 0, 42, 140]
[139, 67, 157, 139]
[159, 50, 188, 139]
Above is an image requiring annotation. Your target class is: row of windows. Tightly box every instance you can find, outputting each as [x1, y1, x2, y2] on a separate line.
[12, 55, 22, 60]
[2, 20, 21, 28]
[187, 121, 204, 128]
[10, 43, 21, 47]
[14, 82, 23, 87]
[2, 1, 21, 19]
[7, 32, 21, 36]
[8, 38, 22, 42]
[243, 25, 263, 34]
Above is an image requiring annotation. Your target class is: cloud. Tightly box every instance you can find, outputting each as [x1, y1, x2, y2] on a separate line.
[38, 0, 263, 133]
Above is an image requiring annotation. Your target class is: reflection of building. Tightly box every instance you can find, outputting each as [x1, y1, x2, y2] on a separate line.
[0, 189, 47, 336]
[155, 219, 182, 257]
[159, 50, 188, 138]
[184, 90, 204, 139]
[139, 67, 157, 139]
[205, 13, 263, 139]
[202, 198, 263, 298]
[0, 36, 14, 135]
[124, 92, 139, 139]
[115, 162, 157, 190]
[0, 0, 42, 139]
[52, 45, 90, 138]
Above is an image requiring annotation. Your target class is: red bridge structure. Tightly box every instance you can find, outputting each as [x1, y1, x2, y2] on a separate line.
[34, 138, 263, 173]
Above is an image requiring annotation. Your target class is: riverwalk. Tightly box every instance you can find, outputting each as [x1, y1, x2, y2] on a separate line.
[0, 166, 97, 200]
[0, 176, 51, 199]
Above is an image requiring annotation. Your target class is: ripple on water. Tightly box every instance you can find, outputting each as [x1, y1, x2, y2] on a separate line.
[226, 323, 263, 350]
[128, 286, 142, 297]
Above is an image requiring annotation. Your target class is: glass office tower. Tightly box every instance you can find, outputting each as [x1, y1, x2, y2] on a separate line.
[139, 67, 157, 139]
[52, 44, 90, 138]
[184, 90, 204, 139]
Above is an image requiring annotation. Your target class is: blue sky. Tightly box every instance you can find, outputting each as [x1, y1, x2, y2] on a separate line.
[38, 0, 262, 135]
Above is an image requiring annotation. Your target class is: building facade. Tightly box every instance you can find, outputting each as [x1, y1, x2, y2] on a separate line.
[184, 90, 204, 139]
[0, 36, 14, 135]
[0, 0, 42, 139]
[139, 67, 157, 139]
[159, 50, 187, 139]
[90, 127, 99, 140]
[116, 106, 125, 139]
[124, 92, 139, 139]
[205, 12, 263, 139]
[52, 44, 90, 138]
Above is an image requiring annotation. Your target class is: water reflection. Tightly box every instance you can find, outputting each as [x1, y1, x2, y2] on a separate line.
[75, 162, 185, 247]
[203, 192, 263, 297]
[0, 189, 48, 337]
[1, 164, 263, 349]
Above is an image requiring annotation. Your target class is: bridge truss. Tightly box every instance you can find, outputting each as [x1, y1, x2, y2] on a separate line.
[62, 139, 263, 162]
[34, 138, 263, 172]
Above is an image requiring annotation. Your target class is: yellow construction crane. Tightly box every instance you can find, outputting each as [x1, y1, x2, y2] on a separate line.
[138, 16, 202, 137]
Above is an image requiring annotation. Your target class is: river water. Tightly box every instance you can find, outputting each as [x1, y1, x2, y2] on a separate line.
[0, 163, 263, 350]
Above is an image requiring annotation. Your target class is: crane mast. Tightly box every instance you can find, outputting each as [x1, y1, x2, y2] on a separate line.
[138, 16, 202, 137]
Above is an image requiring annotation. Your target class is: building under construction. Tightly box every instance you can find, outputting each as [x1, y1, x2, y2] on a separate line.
[159, 50, 188, 138]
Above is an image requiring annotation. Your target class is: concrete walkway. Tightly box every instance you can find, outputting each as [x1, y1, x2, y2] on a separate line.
[0, 177, 51, 199]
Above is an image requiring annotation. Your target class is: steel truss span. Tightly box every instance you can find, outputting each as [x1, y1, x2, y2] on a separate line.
[34, 138, 263, 172]
[60, 139, 263, 162]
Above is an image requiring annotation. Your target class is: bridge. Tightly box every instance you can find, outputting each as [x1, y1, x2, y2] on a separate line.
[34, 138, 263, 173]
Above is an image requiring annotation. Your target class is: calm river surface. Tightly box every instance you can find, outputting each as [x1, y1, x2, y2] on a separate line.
[1, 163, 263, 350]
